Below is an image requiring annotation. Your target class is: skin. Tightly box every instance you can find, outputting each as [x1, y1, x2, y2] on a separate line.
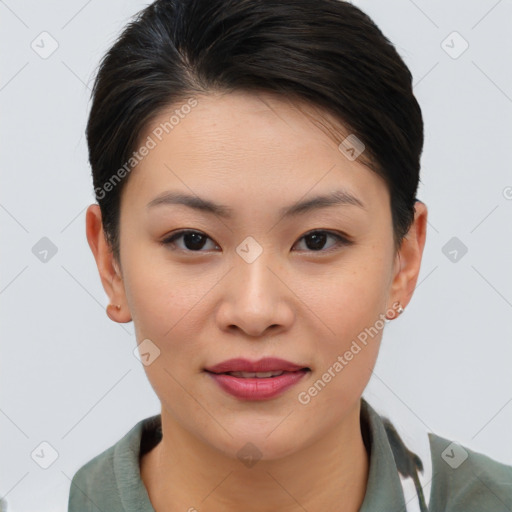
[86, 90, 427, 512]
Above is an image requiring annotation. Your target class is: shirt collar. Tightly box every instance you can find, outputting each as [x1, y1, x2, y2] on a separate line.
[359, 398, 408, 511]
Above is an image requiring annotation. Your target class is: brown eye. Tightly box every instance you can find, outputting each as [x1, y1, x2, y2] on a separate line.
[161, 230, 218, 251]
[293, 230, 351, 252]
[161, 229, 352, 253]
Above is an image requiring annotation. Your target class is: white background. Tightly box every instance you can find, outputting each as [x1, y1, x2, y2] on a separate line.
[1, 0, 511, 510]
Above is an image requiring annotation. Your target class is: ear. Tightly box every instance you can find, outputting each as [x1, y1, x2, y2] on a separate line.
[85, 204, 132, 323]
[388, 200, 428, 311]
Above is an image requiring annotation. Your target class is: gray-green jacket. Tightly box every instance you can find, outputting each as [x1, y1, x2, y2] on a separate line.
[68, 398, 512, 511]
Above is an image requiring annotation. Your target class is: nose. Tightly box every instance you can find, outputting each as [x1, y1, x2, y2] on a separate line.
[215, 252, 294, 338]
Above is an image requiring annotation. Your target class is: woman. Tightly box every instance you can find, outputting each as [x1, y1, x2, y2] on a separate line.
[69, 0, 512, 511]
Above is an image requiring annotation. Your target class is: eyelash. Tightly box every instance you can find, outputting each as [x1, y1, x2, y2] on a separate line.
[160, 229, 353, 254]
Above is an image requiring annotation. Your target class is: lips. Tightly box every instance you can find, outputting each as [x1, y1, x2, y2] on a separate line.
[204, 357, 310, 375]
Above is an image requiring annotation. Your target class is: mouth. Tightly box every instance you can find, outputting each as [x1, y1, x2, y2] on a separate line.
[203, 358, 311, 400]
[205, 369, 311, 378]
[204, 357, 311, 375]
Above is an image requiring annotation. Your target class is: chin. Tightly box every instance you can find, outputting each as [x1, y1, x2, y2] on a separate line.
[203, 426, 306, 464]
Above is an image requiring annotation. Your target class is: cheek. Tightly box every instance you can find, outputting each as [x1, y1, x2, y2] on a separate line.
[302, 257, 389, 392]
[306, 258, 390, 340]
[121, 243, 207, 338]
[300, 292, 384, 421]
[122, 250, 222, 390]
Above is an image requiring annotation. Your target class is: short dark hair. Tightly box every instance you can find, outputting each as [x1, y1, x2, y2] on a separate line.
[87, 0, 424, 264]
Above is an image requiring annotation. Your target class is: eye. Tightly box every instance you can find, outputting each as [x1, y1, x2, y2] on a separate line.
[293, 230, 352, 253]
[161, 229, 351, 253]
[161, 230, 219, 252]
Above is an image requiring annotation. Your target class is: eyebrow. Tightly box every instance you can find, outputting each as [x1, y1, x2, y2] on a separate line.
[146, 188, 366, 218]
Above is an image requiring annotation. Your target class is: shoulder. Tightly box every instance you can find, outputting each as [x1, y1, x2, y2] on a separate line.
[67, 416, 155, 512]
[68, 441, 120, 512]
[428, 432, 512, 511]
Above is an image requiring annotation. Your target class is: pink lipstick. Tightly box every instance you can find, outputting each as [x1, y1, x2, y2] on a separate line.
[204, 357, 310, 401]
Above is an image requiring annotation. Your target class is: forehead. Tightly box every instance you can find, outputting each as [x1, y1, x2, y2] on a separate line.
[122, 90, 387, 212]
[141, 90, 356, 157]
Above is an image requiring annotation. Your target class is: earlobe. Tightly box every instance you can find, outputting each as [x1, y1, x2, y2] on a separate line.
[389, 200, 428, 310]
[85, 204, 132, 323]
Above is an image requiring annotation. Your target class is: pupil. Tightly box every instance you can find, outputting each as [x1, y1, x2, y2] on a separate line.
[185, 232, 206, 250]
[306, 233, 326, 251]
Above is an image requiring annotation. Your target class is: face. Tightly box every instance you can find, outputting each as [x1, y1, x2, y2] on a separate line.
[87, 90, 426, 462]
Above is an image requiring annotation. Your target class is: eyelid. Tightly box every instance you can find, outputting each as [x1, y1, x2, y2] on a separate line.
[161, 229, 220, 251]
[295, 229, 353, 253]
[160, 228, 353, 253]
[301, 228, 352, 243]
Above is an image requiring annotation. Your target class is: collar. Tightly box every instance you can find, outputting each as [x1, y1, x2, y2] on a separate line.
[359, 398, 410, 511]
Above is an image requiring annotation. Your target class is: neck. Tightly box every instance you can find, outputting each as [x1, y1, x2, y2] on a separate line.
[141, 401, 369, 512]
